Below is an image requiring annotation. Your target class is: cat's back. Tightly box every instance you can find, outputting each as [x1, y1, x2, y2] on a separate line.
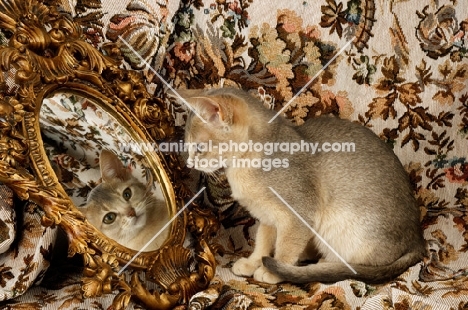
[294, 115, 414, 209]
[297, 116, 384, 146]
[295, 116, 403, 167]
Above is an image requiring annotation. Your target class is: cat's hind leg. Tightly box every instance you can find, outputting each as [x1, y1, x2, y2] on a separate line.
[232, 223, 276, 277]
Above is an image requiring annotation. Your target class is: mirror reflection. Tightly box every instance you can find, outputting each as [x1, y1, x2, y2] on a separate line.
[39, 92, 170, 251]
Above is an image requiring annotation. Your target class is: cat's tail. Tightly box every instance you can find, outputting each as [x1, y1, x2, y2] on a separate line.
[262, 250, 424, 284]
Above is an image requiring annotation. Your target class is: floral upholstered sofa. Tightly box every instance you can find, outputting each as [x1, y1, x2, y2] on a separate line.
[1, 0, 468, 309]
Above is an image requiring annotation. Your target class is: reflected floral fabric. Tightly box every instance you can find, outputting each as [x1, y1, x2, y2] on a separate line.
[40, 92, 160, 207]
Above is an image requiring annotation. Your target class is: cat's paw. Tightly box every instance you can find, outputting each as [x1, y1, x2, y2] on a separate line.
[232, 257, 261, 277]
[253, 265, 283, 284]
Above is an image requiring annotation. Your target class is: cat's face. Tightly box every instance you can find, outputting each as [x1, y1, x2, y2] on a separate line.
[83, 180, 151, 241]
[81, 150, 153, 245]
[181, 89, 249, 173]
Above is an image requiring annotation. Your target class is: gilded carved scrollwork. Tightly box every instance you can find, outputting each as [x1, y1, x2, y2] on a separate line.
[0, 0, 218, 308]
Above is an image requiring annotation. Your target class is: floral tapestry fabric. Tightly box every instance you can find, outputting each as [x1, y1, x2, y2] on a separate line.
[0, 0, 468, 309]
[0, 184, 57, 303]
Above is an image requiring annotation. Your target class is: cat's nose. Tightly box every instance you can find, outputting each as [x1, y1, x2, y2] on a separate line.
[127, 207, 136, 217]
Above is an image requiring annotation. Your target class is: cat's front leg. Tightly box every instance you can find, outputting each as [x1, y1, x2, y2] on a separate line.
[232, 223, 276, 277]
[254, 222, 311, 284]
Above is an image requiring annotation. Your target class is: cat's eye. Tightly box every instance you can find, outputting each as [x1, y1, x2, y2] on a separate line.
[103, 212, 117, 224]
[196, 143, 205, 154]
[122, 187, 132, 201]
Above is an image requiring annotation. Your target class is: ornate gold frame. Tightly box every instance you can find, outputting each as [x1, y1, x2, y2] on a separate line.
[0, 1, 218, 309]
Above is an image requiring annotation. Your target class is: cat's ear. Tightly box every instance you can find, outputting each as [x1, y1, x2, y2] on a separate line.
[173, 89, 229, 126]
[144, 167, 154, 191]
[99, 150, 131, 182]
[192, 97, 227, 125]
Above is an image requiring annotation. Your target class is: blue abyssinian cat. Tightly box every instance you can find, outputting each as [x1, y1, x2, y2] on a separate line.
[179, 88, 425, 284]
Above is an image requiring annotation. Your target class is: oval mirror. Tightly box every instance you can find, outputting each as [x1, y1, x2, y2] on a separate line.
[40, 91, 171, 252]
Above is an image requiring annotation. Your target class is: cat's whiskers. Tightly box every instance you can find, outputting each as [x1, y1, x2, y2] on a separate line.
[205, 170, 224, 184]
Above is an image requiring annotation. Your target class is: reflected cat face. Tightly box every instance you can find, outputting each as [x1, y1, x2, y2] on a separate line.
[81, 150, 160, 248]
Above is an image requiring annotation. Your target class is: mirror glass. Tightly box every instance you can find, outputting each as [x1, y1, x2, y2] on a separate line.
[39, 91, 171, 252]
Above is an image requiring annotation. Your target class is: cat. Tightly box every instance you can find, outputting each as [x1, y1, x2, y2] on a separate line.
[81, 150, 170, 252]
[178, 87, 426, 284]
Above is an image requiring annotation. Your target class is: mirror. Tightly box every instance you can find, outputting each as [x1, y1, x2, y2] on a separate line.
[40, 92, 170, 251]
[0, 1, 218, 309]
